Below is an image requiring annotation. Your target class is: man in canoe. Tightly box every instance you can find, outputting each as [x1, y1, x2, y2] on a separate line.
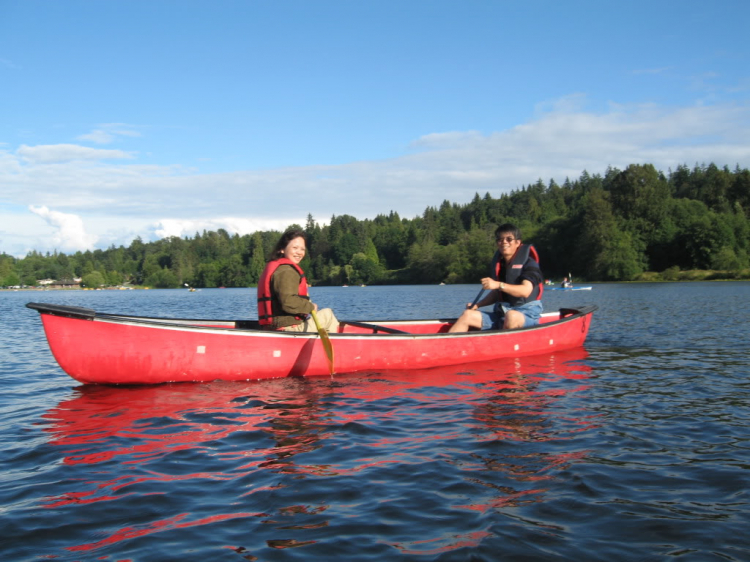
[449, 223, 544, 332]
[257, 229, 340, 332]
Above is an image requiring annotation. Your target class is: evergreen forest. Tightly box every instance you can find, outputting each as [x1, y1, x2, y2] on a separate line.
[2, 163, 750, 289]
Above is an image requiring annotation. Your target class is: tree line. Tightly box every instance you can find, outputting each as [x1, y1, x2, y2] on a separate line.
[2, 162, 749, 289]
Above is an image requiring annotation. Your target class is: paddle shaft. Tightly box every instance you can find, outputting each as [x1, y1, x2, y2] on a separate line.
[310, 309, 335, 375]
[470, 287, 485, 308]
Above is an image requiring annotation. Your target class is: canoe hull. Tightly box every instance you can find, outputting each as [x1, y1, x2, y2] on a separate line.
[28, 303, 597, 385]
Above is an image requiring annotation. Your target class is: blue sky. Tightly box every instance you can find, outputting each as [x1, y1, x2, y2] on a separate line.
[2, 0, 749, 257]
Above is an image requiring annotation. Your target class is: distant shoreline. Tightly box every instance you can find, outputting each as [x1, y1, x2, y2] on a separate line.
[3, 275, 750, 293]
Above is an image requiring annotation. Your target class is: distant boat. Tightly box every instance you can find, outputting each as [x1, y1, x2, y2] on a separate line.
[550, 286, 592, 291]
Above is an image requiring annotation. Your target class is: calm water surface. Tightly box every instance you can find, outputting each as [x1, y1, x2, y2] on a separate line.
[1, 283, 749, 561]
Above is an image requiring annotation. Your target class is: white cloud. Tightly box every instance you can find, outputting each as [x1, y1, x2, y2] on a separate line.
[28, 205, 98, 252]
[152, 217, 305, 239]
[17, 144, 134, 163]
[77, 123, 142, 145]
[77, 130, 115, 144]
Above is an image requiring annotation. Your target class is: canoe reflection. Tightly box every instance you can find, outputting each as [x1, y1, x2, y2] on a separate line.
[41, 349, 593, 554]
[44, 348, 591, 467]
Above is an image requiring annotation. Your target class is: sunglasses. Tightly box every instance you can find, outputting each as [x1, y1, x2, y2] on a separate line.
[496, 236, 516, 243]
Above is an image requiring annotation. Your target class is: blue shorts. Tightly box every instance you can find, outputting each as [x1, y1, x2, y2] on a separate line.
[480, 300, 543, 330]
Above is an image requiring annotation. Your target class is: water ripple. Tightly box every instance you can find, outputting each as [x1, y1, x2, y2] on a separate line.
[2, 284, 750, 560]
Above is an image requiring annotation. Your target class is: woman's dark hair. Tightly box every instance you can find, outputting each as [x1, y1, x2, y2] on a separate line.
[495, 223, 521, 241]
[269, 229, 307, 261]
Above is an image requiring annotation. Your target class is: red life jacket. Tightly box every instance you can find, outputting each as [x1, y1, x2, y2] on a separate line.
[491, 244, 543, 305]
[257, 259, 309, 326]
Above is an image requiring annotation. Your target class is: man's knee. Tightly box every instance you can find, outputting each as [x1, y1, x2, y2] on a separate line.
[504, 310, 525, 329]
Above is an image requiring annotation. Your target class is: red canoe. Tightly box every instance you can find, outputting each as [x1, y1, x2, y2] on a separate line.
[27, 302, 597, 385]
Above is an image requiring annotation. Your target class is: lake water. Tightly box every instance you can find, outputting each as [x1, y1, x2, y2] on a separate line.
[1, 282, 749, 561]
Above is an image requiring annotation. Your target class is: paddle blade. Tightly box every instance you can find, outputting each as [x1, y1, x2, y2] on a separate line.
[310, 310, 335, 375]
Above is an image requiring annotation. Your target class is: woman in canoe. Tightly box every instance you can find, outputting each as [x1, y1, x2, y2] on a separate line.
[257, 229, 340, 332]
[449, 223, 544, 332]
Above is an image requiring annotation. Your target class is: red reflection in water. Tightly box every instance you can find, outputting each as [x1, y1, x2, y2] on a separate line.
[44, 378, 327, 467]
[40, 348, 593, 555]
[392, 530, 495, 556]
[66, 511, 261, 552]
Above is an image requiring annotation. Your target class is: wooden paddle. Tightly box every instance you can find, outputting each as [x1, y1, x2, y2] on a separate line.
[310, 309, 334, 375]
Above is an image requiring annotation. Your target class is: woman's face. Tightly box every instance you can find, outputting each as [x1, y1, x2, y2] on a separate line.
[283, 236, 307, 264]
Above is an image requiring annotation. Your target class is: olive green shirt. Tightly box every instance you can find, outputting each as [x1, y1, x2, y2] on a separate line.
[269, 265, 313, 329]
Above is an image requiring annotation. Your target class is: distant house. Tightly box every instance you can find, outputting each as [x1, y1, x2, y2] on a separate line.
[36, 278, 82, 289]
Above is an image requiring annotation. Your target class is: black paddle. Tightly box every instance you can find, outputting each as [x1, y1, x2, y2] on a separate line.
[470, 287, 485, 308]
[448, 287, 486, 332]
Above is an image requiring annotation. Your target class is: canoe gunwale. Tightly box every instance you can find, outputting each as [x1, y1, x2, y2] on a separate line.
[26, 302, 96, 320]
[27, 301, 597, 339]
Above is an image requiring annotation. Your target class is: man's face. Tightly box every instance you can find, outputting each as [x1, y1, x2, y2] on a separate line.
[496, 232, 521, 259]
